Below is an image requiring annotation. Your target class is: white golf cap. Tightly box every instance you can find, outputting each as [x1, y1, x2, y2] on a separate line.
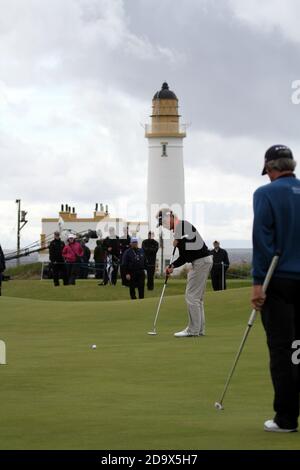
[68, 233, 75, 239]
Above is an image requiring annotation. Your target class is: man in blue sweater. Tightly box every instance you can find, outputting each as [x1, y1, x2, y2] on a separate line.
[252, 144, 300, 433]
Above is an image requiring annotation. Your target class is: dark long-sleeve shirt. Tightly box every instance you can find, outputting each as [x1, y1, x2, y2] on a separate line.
[172, 220, 210, 268]
[210, 248, 230, 273]
[252, 174, 300, 284]
[142, 238, 159, 264]
[0, 245, 6, 272]
[94, 243, 105, 263]
[49, 239, 65, 263]
[122, 248, 147, 274]
[103, 237, 120, 259]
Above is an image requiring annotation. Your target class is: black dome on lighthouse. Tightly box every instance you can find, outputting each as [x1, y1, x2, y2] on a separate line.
[153, 82, 178, 100]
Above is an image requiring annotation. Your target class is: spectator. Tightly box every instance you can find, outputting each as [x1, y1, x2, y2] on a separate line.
[49, 231, 68, 286]
[210, 241, 230, 290]
[80, 238, 91, 279]
[0, 243, 6, 296]
[103, 227, 120, 285]
[62, 234, 84, 285]
[94, 239, 105, 280]
[119, 226, 131, 286]
[122, 237, 147, 299]
[160, 208, 213, 337]
[142, 231, 159, 290]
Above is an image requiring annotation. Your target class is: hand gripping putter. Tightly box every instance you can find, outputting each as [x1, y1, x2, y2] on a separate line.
[148, 246, 177, 336]
[215, 253, 280, 411]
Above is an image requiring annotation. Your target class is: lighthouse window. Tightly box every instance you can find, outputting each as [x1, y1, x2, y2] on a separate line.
[161, 143, 168, 157]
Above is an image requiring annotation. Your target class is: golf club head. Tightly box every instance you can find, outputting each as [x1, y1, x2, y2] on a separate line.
[147, 331, 157, 336]
[214, 402, 224, 411]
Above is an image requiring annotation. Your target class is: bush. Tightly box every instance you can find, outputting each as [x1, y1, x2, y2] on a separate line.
[158, 263, 252, 280]
[227, 262, 251, 279]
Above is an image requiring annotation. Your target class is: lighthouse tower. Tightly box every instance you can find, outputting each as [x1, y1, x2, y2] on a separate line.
[145, 82, 186, 267]
[145, 82, 186, 224]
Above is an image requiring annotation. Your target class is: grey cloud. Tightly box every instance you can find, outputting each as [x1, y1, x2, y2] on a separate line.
[2, 0, 299, 143]
[122, 0, 300, 142]
[1, 0, 300, 140]
[0, 129, 146, 205]
[52, 2, 300, 141]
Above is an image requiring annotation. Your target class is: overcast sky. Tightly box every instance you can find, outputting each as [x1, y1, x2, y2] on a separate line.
[1, 0, 300, 249]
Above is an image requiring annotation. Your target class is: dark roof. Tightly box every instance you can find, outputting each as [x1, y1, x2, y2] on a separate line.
[153, 82, 177, 100]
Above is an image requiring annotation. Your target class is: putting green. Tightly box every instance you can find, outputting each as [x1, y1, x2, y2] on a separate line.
[0, 284, 299, 449]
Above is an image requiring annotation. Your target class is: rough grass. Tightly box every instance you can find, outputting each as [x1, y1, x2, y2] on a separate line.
[0, 285, 299, 450]
[5, 262, 42, 280]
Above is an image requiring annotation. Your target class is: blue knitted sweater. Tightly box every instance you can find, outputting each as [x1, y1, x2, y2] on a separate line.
[252, 174, 300, 284]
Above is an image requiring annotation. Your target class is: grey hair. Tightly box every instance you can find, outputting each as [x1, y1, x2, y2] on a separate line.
[266, 158, 297, 172]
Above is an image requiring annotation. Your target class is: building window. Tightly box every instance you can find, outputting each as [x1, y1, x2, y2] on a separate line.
[161, 143, 168, 157]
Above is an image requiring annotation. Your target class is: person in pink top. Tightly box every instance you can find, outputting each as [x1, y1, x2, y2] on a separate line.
[62, 234, 84, 285]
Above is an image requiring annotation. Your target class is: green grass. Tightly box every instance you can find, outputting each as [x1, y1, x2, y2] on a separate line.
[2, 278, 251, 302]
[0, 284, 299, 450]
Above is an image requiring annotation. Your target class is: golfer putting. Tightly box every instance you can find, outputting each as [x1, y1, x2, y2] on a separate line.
[156, 209, 212, 337]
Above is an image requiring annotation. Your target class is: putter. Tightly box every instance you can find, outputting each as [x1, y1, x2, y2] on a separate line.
[215, 253, 280, 411]
[148, 246, 177, 336]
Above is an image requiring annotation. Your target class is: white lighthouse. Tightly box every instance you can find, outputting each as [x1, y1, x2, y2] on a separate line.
[145, 82, 186, 267]
[146, 82, 186, 222]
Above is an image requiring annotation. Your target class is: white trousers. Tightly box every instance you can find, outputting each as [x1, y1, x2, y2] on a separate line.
[185, 255, 213, 335]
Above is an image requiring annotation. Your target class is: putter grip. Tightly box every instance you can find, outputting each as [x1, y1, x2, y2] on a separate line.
[164, 245, 177, 284]
[262, 255, 280, 293]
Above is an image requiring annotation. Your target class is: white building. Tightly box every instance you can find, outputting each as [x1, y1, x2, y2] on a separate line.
[39, 204, 148, 262]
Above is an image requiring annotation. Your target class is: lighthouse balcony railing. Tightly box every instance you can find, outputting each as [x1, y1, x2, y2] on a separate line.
[145, 123, 186, 137]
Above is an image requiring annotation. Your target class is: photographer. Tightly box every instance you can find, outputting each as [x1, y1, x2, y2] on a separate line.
[49, 231, 68, 286]
[103, 227, 120, 285]
[80, 238, 91, 279]
[142, 232, 159, 290]
[120, 226, 131, 286]
[94, 239, 105, 280]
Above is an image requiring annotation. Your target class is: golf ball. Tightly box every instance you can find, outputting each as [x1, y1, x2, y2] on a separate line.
[214, 402, 224, 410]
[92, 344, 97, 349]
